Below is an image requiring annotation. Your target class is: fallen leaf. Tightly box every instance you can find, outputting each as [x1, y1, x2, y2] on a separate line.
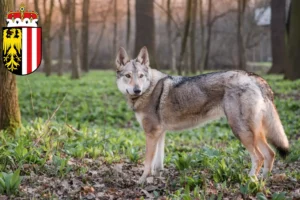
[272, 173, 287, 182]
[82, 186, 95, 194]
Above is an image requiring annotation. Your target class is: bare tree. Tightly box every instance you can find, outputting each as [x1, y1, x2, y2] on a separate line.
[268, 0, 286, 74]
[68, 0, 81, 79]
[237, 0, 247, 70]
[190, 0, 197, 74]
[166, 0, 176, 73]
[126, 0, 131, 49]
[34, 0, 54, 76]
[113, 0, 118, 55]
[199, 0, 205, 73]
[285, 0, 300, 80]
[203, 0, 212, 70]
[90, 1, 113, 67]
[57, 0, 69, 76]
[135, 0, 157, 68]
[81, 0, 90, 72]
[178, 0, 192, 75]
[0, 0, 21, 132]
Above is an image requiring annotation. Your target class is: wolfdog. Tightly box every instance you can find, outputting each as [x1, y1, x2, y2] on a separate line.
[115, 46, 289, 184]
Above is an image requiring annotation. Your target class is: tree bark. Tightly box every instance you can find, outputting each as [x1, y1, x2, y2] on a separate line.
[268, 0, 286, 74]
[178, 0, 192, 75]
[166, 0, 176, 73]
[89, 1, 113, 67]
[113, 0, 118, 55]
[199, 0, 205, 73]
[190, 0, 197, 74]
[134, 0, 157, 68]
[81, 0, 90, 72]
[69, 0, 81, 79]
[126, 0, 131, 49]
[203, 0, 212, 70]
[285, 0, 300, 80]
[58, 0, 68, 76]
[0, 0, 21, 132]
[34, 0, 54, 76]
[237, 0, 247, 70]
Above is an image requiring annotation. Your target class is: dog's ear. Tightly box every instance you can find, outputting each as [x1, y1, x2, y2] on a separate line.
[136, 46, 149, 66]
[116, 47, 129, 69]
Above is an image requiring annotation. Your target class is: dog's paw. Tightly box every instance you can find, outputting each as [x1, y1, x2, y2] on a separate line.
[151, 168, 163, 177]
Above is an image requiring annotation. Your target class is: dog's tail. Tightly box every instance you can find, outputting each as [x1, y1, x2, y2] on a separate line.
[264, 102, 289, 158]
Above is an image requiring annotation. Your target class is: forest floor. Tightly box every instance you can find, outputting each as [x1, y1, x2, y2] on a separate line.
[0, 71, 299, 199]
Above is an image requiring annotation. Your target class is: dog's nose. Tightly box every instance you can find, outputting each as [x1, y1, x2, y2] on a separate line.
[133, 88, 141, 94]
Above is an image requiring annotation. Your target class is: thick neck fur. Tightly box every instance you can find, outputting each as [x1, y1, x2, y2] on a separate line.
[126, 69, 167, 111]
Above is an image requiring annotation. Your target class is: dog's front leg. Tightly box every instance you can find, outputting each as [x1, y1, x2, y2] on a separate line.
[138, 132, 161, 184]
[151, 132, 165, 176]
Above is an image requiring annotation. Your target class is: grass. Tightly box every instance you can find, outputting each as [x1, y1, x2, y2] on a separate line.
[0, 70, 299, 198]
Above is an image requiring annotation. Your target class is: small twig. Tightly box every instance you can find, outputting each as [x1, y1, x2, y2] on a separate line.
[154, 1, 181, 34]
[34, 96, 66, 146]
[66, 123, 81, 133]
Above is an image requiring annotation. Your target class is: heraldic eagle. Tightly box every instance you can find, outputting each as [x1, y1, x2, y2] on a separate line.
[3, 28, 22, 71]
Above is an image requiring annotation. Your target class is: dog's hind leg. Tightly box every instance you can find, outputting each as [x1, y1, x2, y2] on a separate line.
[241, 135, 264, 177]
[224, 97, 264, 178]
[151, 132, 165, 176]
[257, 132, 275, 178]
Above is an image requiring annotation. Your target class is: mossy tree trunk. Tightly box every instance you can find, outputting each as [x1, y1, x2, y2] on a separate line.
[0, 0, 21, 132]
[285, 0, 300, 80]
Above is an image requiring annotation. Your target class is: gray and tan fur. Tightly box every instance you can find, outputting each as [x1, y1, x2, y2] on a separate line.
[116, 47, 289, 184]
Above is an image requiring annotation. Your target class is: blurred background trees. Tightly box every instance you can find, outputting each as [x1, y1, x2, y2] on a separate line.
[7, 0, 298, 80]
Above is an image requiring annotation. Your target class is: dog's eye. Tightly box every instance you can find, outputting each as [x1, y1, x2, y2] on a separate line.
[139, 74, 144, 78]
[125, 74, 131, 78]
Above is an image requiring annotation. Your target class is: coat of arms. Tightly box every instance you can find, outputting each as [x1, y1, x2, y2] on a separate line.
[2, 4, 42, 75]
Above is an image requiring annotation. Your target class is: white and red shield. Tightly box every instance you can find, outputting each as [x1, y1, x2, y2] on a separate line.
[2, 27, 42, 75]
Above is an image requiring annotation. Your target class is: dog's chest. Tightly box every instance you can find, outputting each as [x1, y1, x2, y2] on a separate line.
[135, 112, 144, 127]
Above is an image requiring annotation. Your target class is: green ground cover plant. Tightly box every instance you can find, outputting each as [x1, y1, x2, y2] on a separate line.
[0, 71, 298, 199]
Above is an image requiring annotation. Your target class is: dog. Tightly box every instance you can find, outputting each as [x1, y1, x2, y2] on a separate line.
[115, 46, 289, 184]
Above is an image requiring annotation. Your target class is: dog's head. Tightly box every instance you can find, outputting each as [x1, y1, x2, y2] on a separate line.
[115, 46, 152, 97]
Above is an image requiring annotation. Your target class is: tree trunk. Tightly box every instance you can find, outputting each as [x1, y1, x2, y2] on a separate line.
[199, 0, 205, 73]
[285, 0, 300, 80]
[166, 0, 176, 73]
[90, 1, 112, 67]
[178, 0, 192, 75]
[184, 38, 190, 75]
[134, 0, 157, 68]
[113, 0, 118, 55]
[237, 0, 246, 70]
[69, 0, 81, 79]
[126, 0, 131, 49]
[34, 0, 54, 76]
[203, 0, 212, 70]
[190, 0, 197, 74]
[0, 0, 21, 132]
[268, 0, 286, 74]
[58, 0, 68, 76]
[81, 0, 90, 72]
